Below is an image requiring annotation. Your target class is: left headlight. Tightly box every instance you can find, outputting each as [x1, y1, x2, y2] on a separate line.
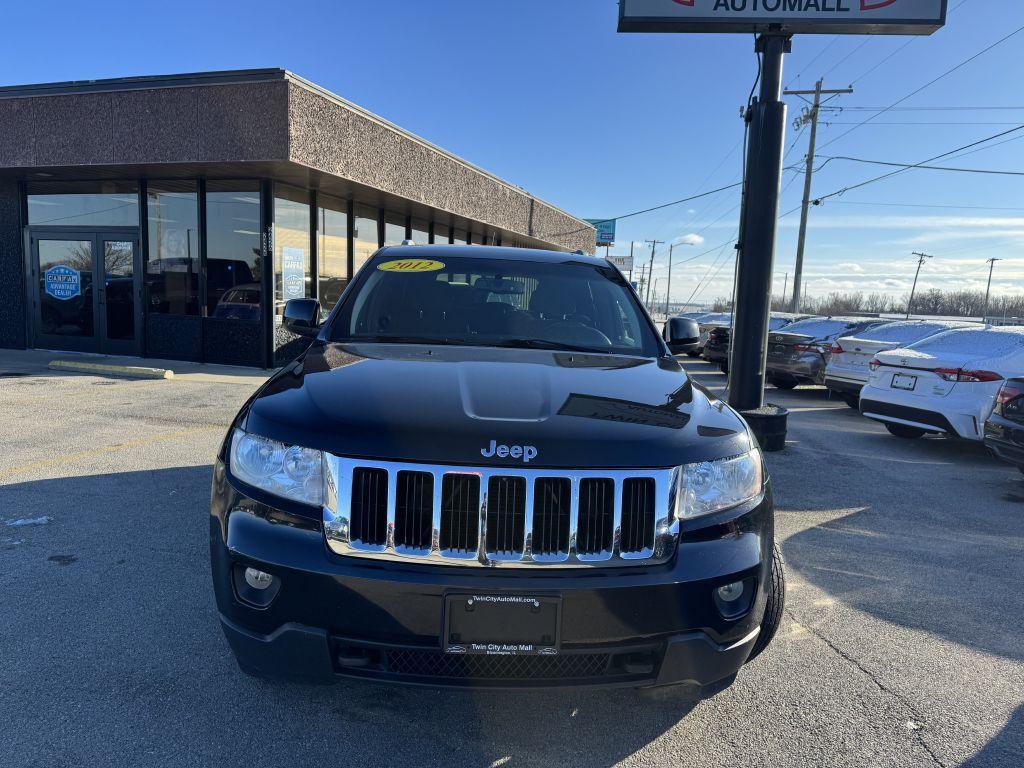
[229, 428, 324, 506]
[677, 450, 764, 520]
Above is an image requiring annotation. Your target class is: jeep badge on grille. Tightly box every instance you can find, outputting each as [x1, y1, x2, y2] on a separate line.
[480, 439, 538, 463]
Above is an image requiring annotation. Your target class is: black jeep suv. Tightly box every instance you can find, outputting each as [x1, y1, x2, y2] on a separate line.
[210, 245, 783, 693]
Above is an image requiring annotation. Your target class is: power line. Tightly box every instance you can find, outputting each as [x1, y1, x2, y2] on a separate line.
[830, 200, 1024, 213]
[819, 24, 1024, 152]
[825, 105, 1024, 112]
[816, 154, 1024, 177]
[813, 124, 1024, 204]
[821, 121, 1024, 126]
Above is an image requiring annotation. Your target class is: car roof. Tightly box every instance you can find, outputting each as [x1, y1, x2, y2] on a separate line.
[373, 244, 606, 266]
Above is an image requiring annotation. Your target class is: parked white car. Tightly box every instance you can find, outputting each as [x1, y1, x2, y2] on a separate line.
[860, 325, 1024, 440]
[825, 320, 978, 408]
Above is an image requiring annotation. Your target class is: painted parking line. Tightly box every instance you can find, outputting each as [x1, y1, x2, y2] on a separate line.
[0, 425, 224, 480]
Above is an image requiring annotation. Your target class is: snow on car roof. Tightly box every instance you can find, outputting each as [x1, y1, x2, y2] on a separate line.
[846, 320, 977, 345]
[776, 317, 870, 338]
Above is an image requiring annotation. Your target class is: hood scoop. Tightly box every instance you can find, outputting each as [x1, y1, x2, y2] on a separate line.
[458, 362, 552, 422]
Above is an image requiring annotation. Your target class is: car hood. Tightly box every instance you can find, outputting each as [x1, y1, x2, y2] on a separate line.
[239, 342, 753, 469]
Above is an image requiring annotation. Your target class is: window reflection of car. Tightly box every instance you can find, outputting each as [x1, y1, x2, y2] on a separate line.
[212, 283, 262, 321]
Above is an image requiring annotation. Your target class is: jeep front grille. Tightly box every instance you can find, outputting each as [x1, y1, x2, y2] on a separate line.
[323, 457, 680, 568]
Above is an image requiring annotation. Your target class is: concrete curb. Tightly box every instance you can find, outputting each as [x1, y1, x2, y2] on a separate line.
[48, 360, 174, 380]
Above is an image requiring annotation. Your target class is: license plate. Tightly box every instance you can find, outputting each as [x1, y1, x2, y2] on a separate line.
[892, 373, 917, 391]
[444, 594, 561, 656]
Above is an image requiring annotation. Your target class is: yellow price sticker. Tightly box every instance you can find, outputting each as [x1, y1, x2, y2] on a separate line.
[377, 259, 446, 273]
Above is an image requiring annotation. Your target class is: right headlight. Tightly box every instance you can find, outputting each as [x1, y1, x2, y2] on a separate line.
[677, 450, 764, 520]
[229, 428, 324, 506]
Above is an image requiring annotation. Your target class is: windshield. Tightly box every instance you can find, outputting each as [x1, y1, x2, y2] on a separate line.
[326, 253, 661, 356]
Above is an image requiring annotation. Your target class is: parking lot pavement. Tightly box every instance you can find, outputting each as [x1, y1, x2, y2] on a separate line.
[2, 359, 1022, 768]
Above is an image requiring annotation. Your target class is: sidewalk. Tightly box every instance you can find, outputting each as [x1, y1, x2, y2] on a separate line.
[0, 348, 271, 385]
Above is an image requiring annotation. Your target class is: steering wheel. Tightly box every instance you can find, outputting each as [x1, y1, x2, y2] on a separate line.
[546, 320, 613, 347]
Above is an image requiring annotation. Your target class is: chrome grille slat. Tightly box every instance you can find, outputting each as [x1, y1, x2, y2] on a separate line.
[323, 456, 681, 568]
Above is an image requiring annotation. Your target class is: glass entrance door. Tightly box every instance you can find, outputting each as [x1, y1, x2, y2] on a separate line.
[30, 231, 141, 355]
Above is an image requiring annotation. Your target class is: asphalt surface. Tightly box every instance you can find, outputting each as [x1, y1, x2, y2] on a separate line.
[1, 352, 1021, 767]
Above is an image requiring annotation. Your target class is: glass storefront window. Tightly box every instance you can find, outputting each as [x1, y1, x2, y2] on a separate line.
[146, 181, 199, 316]
[273, 185, 312, 318]
[28, 181, 139, 227]
[453, 228, 468, 245]
[206, 181, 262, 320]
[318, 194, 349, 312]
[433, 223, 450, 244]
[353, 204, 379, 274]
[410, 218, 429, 246]
[384, 212, 407, 246]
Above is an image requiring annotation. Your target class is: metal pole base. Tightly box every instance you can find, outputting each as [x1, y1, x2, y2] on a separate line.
[740, 403, 789, 452]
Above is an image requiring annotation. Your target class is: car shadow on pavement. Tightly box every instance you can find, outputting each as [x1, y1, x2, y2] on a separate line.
[1, 466, 703, 768]
[959, 703, 1024, 767]
[779, 492, 1024, 664]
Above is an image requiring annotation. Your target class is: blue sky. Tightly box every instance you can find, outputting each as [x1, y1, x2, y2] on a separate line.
[4, 0, 1022, 307]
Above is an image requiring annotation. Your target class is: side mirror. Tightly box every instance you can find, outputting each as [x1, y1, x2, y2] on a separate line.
[282, 298, 322, 337]
[663, 317, 700, 353]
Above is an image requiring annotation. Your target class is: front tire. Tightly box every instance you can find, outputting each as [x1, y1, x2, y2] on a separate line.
[746, 543, 785, 663]
[842, 394, 859, 409]
[885, 423, 927, 439]
[770, 377, 798, 390]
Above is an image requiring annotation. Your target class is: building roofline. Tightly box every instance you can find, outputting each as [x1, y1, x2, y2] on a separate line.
[0, 67, 591, 230]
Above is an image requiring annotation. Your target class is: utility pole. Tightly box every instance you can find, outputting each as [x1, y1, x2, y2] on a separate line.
[663, 242, 693, 318]
[983, 257, 1002, 320]
[643, 239, 663, 310]
[781, 272, 788, 311]
[907, 252, 933, 319]
[627, 241, 635, 283]
[784, 79, 853, 312]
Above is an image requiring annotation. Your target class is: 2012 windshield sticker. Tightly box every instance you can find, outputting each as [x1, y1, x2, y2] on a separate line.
[377, 259, 445, 273]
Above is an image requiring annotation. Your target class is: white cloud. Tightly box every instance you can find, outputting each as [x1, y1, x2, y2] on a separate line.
[675, 233, 706, 246]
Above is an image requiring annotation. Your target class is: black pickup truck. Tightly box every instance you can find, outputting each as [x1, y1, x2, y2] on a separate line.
[210, 245, 783, 694]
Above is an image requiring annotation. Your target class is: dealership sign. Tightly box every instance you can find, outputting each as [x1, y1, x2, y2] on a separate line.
[608, 254, 634, 271]
[44, 265, 81, 300]
[586, 218, 617, 246]
[618, 0, 947, 35]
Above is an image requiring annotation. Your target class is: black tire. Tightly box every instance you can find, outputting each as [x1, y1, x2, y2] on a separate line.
[770, 377, 798, 390]
[746, 543, 785, 664]
[842, 394, 859, 409]
[685, 350, 701, 358]
[719, 363, 729, 374]
[885, 423, 927, 439]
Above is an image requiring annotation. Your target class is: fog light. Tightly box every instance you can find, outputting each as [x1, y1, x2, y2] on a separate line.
[717, 581, 745, 602]
[244, 567, 274, 590]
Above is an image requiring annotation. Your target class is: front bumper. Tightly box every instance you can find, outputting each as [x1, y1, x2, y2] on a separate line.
[210, 462, 774, 689]
[984, 414, 1024, 467]
[702, 345, 728, 364]
[766, 353, 826, 384]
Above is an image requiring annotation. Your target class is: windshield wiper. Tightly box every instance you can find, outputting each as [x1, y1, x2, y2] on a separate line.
[340, 335, 473, 346]
[492, 339, 611, 354]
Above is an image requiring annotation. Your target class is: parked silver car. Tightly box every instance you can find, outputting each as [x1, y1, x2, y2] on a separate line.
[766, 316, 891, 389]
